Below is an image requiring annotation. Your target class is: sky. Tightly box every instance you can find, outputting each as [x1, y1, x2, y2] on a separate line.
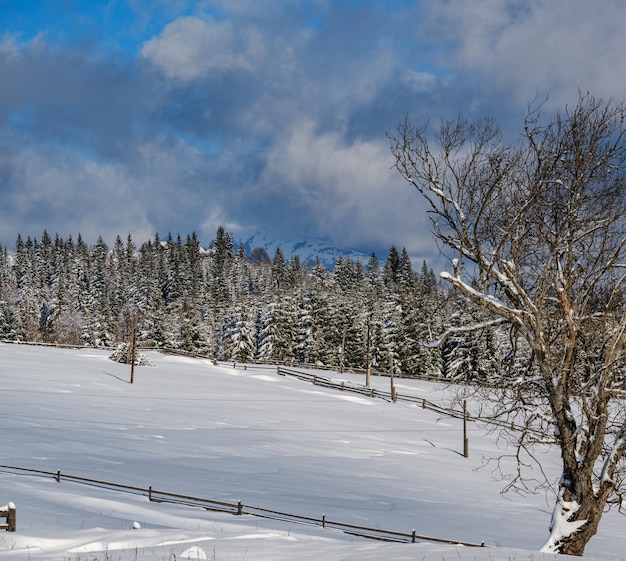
[3, 342, 626, 560]
[1, 1, 626, 266]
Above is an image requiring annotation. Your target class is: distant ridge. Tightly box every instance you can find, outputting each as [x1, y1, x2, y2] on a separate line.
[236, 231, 371, 269]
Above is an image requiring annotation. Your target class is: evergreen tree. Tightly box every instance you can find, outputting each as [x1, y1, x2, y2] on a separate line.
[86, 236, 113, 346]
[294, 291, 312, 363]
[0, 245, 16, 339]
[14, 236, 39, 340]
[383, 246, 401, 287]
[271, 247, 287, 291]
[232, 308, 256, 362]
[397, 247, 416, 291]
[418, 260, 437, 295]
[256, 297, 297, 362]
[209, 226, 234, 313]
[178, 302, 210, 355]
[287, 255, 304, 287]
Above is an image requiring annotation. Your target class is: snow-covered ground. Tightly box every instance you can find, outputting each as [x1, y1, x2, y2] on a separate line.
[0, 343, 624, 561]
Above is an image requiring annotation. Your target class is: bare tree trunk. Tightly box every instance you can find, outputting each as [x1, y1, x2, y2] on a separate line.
[543, 480, 613, 555]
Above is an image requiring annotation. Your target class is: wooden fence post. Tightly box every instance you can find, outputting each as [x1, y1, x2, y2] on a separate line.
[130, 325, 137, 384]
[237, 501, 243, 515]
[7, 503, 15, 532]
[148, 486, 152, 501]
[390, 354, 397, 403]
[463, 400, 469, 458]
[56, 470, 61, 483]
[322, 514, 326, 528]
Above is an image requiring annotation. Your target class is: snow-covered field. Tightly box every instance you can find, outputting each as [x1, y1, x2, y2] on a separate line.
[0, 343, 624, 561]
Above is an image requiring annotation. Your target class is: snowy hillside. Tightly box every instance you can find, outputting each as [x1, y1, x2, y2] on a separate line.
[0, 343, 625, 560]
[236, 230, 372, 268]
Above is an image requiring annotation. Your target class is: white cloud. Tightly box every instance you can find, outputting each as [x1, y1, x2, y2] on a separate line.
[429, 0, 626, 105]
[261, 120, 434, 258]
[6, 150, 154, 244]
[403, 70, 437, 93]
[201, 204, 245, 242]
[140, 15, 263, 82]
[0, 34, 20, 59]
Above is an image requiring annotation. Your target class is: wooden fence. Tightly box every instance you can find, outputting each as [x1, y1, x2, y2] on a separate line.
[0, 503, 16, 532]
[275, 366, 467, 419]
[0, 464, 485, 547]
[227, 362, 537, 437]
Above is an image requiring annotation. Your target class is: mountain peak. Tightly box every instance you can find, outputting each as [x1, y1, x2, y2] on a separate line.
[236, 231, 371, 269]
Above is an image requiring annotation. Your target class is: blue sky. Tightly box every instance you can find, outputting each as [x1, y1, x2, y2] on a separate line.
[1, 0, 625, 266]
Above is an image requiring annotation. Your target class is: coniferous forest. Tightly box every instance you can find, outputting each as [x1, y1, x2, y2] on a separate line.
[0, 227, 511, 379]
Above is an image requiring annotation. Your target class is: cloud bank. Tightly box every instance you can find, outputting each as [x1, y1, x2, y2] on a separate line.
[1, 0, 625, 266]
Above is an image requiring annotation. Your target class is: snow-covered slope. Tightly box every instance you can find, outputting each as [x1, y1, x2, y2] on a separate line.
[0, 343, 624, 560]
[236, 230, 372, 268]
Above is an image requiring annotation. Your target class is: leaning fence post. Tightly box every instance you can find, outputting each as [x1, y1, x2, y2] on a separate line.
[56, 470, 61, 483]
[7, 503, 15, 532]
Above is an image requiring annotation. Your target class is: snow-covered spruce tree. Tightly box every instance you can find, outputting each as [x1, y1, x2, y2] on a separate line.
[390, 92, 626, 556]
[230, 303, 256, 362]
[208, 226, 235, 315]
[305, 285, 334, 367]
[294, 291, 313, 364]
[14, 235, 39, 340]
[440, 292, 500, 382]
[0, 244, 17, 339]
[86, 236, 114, 347]
[256, 296, 299, 363]
[73, 234, 93, 344]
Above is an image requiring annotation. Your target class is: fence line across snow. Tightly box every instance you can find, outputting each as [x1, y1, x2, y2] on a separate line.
[0, 464, 486, 548]
[275, 366, 467, 420]
[231, 362, 536, 436]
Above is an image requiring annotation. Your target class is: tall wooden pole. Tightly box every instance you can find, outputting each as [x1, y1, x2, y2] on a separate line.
[340, 326, 346, 374]
[365, 323, 371, 388]
[390, 354, 396, 402]
[463, 400, 469, 458]
[130, 325, 137, 384]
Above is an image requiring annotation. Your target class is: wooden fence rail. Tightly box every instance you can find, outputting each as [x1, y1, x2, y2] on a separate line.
[276, 366, 467, 420]
[0, 464, 485, 547]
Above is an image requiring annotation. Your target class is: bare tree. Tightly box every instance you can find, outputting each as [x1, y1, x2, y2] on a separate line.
[389, 92, 626, 556]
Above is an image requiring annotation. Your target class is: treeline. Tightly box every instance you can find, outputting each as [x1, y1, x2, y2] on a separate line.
[0, 227, 509, 379]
